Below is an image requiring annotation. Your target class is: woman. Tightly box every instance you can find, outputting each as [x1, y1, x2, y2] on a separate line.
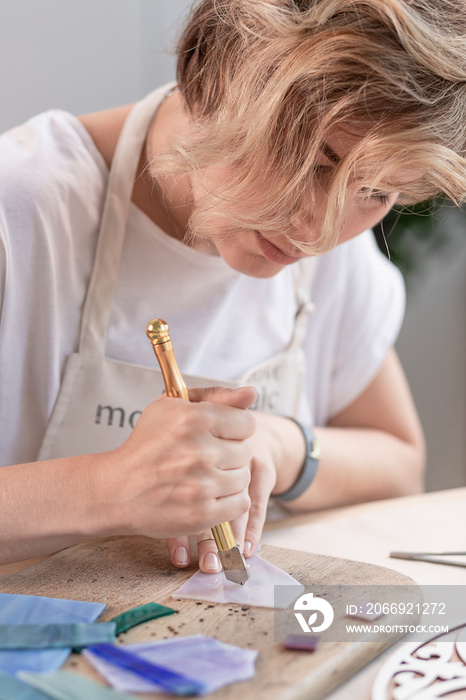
[1, 0, 464, 574]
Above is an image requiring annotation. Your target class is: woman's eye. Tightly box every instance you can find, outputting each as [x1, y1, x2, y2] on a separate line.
[359, 187, 390, 206]
[313, 164, 332, 176]
[374, 193, 389, 206]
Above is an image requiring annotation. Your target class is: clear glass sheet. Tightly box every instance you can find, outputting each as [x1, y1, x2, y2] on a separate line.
[84, 635, 257, 695]
[0, 593, 105, 675]
[173, 552, 304, 608]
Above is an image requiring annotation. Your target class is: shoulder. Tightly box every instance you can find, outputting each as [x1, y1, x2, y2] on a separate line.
[0, 110, 109, 210]
[0, 111, 112, 254]
[343, 229, 405, 306]
[310, 230, 406, 374]
[0, 109, 107, 171]
[308, 230, 406, 422]
[314, 229, 404, 303]
[77, 104, 133, 169]
[324, 231, 405, 372]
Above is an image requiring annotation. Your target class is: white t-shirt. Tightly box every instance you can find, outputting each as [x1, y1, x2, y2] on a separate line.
[0, 110, 405, 467]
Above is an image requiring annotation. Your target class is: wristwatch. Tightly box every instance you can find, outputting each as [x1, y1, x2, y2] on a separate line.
[274, 418, 321, 502]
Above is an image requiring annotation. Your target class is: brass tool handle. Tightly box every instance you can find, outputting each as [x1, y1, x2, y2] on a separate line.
[146, 319, 189, 401]
[146, 318, 238, 552]
[211, 523, 237, 551]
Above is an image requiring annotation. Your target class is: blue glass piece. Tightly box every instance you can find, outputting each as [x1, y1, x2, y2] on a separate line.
[0, 593, 105, 674]
[87, 644, 206, 696]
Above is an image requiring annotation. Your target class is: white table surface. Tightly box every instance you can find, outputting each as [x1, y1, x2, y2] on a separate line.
[262, 487, 466, 699]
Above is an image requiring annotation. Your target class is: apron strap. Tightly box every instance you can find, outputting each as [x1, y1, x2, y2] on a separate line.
[79, 84, 176, 356]
[289, 256, 318, 352]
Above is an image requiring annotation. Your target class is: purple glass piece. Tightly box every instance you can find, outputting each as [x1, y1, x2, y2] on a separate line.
[284, 634, 320, 651]
[84, 634, 258, 695]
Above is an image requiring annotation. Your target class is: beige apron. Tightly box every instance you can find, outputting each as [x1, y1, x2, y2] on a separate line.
[38, 87, 317, 462]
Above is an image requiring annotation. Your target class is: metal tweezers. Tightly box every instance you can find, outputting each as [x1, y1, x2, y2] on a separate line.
[390, 551, 466, 568]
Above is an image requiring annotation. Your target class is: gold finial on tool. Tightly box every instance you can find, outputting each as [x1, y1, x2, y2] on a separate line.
[146, 317, 250, 585]
[146, 318, 170, 345]
[146, 319, 189, 401]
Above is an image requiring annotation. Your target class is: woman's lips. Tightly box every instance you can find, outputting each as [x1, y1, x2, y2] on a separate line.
[255, 231, 304, 265]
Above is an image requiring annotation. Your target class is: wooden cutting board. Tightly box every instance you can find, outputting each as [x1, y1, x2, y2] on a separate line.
[0, 537, 418, 700]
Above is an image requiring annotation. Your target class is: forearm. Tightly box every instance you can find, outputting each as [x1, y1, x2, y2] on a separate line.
[276, 423, 425, 513]
[0, 387, 256, 566]
[268, 350, 425, 512]
[0, 453, 118, 565]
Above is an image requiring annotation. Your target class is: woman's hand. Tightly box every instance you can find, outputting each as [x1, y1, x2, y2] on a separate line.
[108, 386, 257, 542]
[184, 425, 279, 574]
[0, 386, 256, 566]
[165, 411, 306, 574]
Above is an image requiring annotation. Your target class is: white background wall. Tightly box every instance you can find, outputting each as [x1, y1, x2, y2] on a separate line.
[1, 0, 465, 491]
[0, 0, 189, 132]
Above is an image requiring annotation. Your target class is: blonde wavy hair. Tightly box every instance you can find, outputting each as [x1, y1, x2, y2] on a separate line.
[151, 0, 466, 254]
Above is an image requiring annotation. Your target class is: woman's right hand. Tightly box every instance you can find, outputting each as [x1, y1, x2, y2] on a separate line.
[106, 386, 257, 539]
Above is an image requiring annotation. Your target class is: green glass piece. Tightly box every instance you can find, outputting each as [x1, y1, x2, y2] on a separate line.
[110, 602, 175, 635]
[0, 622, 116, 650]
[0, 671, 52, 700]
[18, 671, 139, 700]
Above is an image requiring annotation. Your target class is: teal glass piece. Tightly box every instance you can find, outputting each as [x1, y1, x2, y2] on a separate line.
[0, 670, 52, 700]
[0, 592, 105, 675]
[110, 602, 175, 635]
[0, 622, 116, 651]
[18, 670, 139, 700]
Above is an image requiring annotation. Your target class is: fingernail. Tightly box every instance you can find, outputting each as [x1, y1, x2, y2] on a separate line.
[174, 546, 189, 566]
[244, 540, 252, 556]
[203, 552, 221, 572]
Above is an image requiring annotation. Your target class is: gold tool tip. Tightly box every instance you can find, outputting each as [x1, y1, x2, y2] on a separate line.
[146, 318, 171, 345]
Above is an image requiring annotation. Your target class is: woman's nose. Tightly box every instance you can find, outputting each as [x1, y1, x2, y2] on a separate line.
[290, 215, 316, 244]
